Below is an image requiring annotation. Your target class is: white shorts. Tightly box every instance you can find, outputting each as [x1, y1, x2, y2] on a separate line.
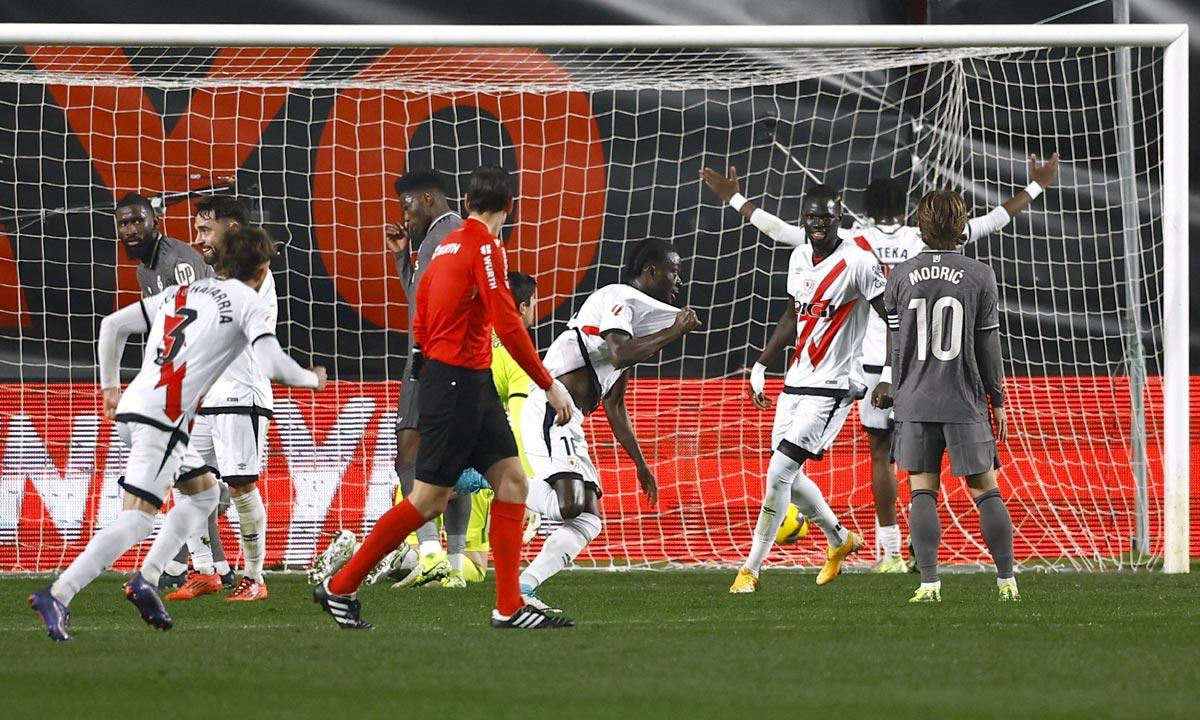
[857, 365, 894, 433]
[771, 390, 854, 461]
[191, 409, 270, 486]
[117, 421, 209, 509]
[520, 386, 602, 494]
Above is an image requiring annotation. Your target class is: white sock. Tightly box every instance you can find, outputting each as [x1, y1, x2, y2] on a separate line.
[418, 540, 442, 558]
[51, 509, 155, 606]
[142, 485, 219, 586]
[791, 468, 848, 548]
[921, 580, 942, 590]
[524, 480, 562, 521]
[231, 488, 266, 583]
[163, 560, 189, 576]
[214, 560, 231, 577]
[997, 576, 1017, 587]
[877, 524, 902, 559]
[519, 512, 601, 590]
[743, 451, 798, 576]
[448, 553, 464, 572]
[186, 508, 216, 575]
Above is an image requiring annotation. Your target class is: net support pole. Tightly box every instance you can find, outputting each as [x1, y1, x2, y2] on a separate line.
[1112, 1, 1150, 558]
[1161, 29, 1190, 574]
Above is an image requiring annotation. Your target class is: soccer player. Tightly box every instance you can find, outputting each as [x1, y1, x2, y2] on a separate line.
[314, 165, 575, 630]
[518, 239, 700, 609]
[702, 153, 1058, 571]
[29, 227, 324, 641]
[113, 192, 234, 590]
[163, 195, 276, 602]
[386, 168, 462, 586]
[884, 190, 1016, 603]
[706, 180, 891, 592]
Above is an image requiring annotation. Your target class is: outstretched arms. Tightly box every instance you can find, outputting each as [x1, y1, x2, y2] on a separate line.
[701, 166, 808, 247]
[965, 152, 1061, 242]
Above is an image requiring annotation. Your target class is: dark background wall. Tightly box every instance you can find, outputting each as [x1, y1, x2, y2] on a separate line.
[0, 0, 1194, 381]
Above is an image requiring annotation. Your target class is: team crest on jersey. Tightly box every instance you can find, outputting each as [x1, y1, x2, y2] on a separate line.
[174, 262, 196, 285]
[802, 278, 815, 292]
[871, 264, 886, 288]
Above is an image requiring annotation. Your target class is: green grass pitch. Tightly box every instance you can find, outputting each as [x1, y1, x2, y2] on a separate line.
[3, 571, 1197, 719]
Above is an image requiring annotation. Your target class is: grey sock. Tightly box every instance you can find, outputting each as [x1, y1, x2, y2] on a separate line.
[172, 544, 189, 566]
[207, 510, 226, 565]
[910, 489, 941, 584]
[444, 494, 471, 541]
[975, 489, 1014, 579]
[396, 459, 440, 547]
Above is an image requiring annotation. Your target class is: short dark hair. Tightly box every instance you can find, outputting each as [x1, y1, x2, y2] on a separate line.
[115, 192, 155, 216]
[394, 168, 449, 198]
[624, 238, 677, 280]
[465, 165, 514, 214]
[215, 226, 276, 282]
[196, 194, 250, 226]
[803, 184, 841, 206]
[864, 178, 907, 221]
[507, 271, 537, 307]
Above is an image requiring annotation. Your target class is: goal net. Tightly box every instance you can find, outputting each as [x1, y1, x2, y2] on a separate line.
[0, 26, 1189, 574]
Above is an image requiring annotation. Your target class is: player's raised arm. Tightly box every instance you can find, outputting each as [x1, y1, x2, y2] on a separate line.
[701, 165, 807, 246]
[601, 373, 657, 507]
[965, 152, 1061, 242]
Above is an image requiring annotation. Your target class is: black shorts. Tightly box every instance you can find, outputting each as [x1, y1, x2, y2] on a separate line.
[416, 358, 518, 488]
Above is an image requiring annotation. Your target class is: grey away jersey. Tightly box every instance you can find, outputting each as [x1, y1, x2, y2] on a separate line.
[884, 249, 1000, 424]
[136, 234, 213, 296]
[393, 212, 462, 353]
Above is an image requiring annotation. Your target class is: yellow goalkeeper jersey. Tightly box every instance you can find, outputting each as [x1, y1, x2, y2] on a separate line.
[492, 332, 534, 477]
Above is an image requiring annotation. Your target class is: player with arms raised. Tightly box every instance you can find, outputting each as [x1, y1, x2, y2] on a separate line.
[706, 180, 891, 593]
[314, 165, 575, 630]
[884, 190, 1016, 603]
[517, 239, 699, 609]
[703, 154, 1057, 571]
[29, 228, 325, 641]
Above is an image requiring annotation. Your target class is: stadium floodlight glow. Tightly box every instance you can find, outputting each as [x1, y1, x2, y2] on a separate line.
[0, 23, 1187, 573]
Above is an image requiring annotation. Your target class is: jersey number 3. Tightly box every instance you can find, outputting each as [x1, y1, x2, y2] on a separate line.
[155, 290, 198, 420]
[908, 297, 963, 361]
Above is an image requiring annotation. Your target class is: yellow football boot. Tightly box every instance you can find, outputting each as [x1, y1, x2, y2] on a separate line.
[728, 568, 760, 594]
[816, 531, 864, 585]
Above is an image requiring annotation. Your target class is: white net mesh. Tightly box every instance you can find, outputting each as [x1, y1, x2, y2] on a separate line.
[0, 42, 1173, 572]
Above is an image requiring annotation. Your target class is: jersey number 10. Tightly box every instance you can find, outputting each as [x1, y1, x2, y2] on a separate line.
[908, 297, 964, 361]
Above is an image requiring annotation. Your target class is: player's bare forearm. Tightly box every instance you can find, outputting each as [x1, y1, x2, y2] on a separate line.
[756, 306, 797, 369]
[603, 376, 648, 469]
[606, 310, 699, 369]
[975, 327, 1006, 408]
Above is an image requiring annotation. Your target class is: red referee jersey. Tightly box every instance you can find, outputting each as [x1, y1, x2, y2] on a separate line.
[413, 217, 553, 390]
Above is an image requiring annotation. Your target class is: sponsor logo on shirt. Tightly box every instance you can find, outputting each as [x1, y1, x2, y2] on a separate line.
[432, 242, 461, 259]
[174, 262, 196, 285]
[795, 300, 835, 319]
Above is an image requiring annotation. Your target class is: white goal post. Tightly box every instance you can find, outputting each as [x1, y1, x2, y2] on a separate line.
[0, 23, 1188, 573]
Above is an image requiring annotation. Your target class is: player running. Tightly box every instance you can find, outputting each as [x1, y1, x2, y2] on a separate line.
[314, 165, 575, 630]
[517, 239, 700, 610]
[710, 182, 891, 592]
[113, 192, 234, 590]
[29, 227, 325, 641]
[702, 153, 1058, 571]
[164, 195, 277, 602]
[883, 190, 1016, 603]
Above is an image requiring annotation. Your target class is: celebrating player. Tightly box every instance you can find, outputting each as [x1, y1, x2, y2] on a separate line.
[162, 195, 277, 602]
[314, 165, 575, 630]
[518, 239, 700, 610]
[29, 227, 325, 641]
[702, 153, 1058, 571]
[884, 190, 1016, 603]
[709, 181, 890, 592]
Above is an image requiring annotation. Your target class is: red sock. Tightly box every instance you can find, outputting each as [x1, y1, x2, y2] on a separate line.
[328, 499, 424, 596]
[488, 499, 525, 616]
